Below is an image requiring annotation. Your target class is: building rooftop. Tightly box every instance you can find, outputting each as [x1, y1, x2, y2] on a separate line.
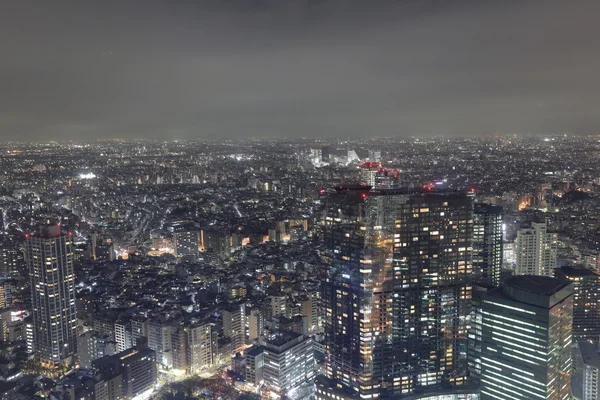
[504, 275, 571, 297]
[555, 265, 598, 278]
[578, 341, 600, 369]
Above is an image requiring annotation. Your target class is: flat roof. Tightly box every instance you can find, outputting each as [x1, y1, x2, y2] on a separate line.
[505, 275, 571, 296]
[578, 341, 600, 368]
[556, 265, 597, 278]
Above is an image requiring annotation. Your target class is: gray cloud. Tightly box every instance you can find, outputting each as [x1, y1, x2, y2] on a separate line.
[1, 0, 599, 140]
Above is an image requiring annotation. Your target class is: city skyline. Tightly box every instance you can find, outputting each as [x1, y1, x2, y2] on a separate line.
[0, 0, 599, 398]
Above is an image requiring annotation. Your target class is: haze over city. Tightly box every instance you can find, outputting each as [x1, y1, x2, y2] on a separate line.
[2, 0, 600, 140]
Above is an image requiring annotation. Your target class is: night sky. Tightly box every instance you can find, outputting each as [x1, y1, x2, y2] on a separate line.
[1, 0, 599, 141]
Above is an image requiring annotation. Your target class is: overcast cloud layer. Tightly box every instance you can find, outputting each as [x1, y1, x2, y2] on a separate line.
[1, 0, 599, 141]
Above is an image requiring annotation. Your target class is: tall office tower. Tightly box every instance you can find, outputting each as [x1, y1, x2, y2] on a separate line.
[223, 304, 246, 355]
[320, 186, 473, 398]
[26, 226, 77, 367]
[480, 275, 573, 400]
[473, 204, 504, 287]
[169, 222, 199, 258]
[262, 333, 315, 397]
[555, 265, 600, 343]
[515, 221, 557, 276]
[573, 341, 600, 400]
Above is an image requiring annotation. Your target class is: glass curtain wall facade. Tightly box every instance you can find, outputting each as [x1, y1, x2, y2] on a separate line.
[480, 276, 573, 400]
[321, 186, 473, 398]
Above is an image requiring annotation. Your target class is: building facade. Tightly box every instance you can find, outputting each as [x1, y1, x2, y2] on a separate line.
[515, 221, 557, 276]
[185, 321, 215, 374]
[320, 186, 474, 398]
[26, 226, 77, 367]
[77, 331, 116, 369]
[263, 333, 314, 397]
[480, 275, 573, 400]
[169, 222, 199, 258]
[93, 347, 157, 399]
[573, 341, 600, 400]
[223, 305, 246, 355]
[473, 204, 503, 287]
[555, 265, 600, 343]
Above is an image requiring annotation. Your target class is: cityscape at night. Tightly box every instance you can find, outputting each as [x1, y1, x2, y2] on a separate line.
[2, 0, 600, 399]
[0, 136, 596, 399]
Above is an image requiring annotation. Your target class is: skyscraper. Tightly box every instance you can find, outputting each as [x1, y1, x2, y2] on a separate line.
[573, 340, 600, 400]
[473, 204, 503, 287]
[515, 221, 557, 276]
[26, 226, 77, 367]
[320, 186, 473, 398]
[555, 265, 600, 343]
[480, 275, 573, 400]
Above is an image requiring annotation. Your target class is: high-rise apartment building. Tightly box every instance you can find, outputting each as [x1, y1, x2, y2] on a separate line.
[26, 226, 77, 367]
[555, 265, 600, 343]
[320, 186, 473, 398]
[515, 221, 557, 276]
[480, 275, 573, 400]
[148, 319, 173, 368]
[473, 204, 503, 286]
[223, 304, 246, 355]
[184, 321, 215, 374]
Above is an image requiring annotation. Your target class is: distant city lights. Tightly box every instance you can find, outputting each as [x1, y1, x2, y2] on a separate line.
[79, 172, 97, 180]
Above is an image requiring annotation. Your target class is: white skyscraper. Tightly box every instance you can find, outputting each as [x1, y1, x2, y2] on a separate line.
[515, 221, 557, 276]
[26, 226, 77, 367]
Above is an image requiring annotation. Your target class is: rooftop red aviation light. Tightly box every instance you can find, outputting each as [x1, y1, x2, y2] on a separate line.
[360, 161, 382, 169]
